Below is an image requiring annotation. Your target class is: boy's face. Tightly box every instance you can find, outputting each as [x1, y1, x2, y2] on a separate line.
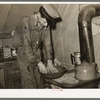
[38, 13, 48, 27]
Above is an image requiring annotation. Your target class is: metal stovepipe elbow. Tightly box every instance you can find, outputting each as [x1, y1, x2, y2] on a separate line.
[78, 4, 100, 63]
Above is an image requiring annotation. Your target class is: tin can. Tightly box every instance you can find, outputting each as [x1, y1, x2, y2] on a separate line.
[71, 52, 81, 66]
[74, 52, 81, 66]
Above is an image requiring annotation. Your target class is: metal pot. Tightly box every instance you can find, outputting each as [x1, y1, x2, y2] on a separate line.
[75, 62, 97, 80]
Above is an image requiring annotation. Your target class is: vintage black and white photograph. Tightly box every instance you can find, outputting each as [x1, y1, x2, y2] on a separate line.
[0, 3, 100, 89]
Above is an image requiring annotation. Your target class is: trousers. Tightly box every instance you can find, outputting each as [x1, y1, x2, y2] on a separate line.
[20, 65, 44, 88]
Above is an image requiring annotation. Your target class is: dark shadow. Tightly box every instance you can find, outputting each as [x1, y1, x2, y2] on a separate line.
[50, 26, 54, 63]
[50, 18, 62, 63]
[51, 17, 62, 29]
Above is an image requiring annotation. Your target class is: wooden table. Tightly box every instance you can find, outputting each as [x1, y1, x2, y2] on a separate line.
[44, 72, 100, 88]
[0, 60, 21, 88]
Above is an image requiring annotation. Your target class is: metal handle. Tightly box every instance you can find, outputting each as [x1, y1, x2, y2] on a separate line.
[70, 54, 75, 65]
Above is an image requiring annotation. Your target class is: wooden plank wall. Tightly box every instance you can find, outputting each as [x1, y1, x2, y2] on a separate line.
[93, 28, 100, 71]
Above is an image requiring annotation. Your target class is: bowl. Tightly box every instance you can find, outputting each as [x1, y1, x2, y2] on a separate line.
[40, 65, 67, 79]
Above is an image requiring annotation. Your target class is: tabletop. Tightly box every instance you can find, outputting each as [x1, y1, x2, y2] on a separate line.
[44, 71, 100, 88]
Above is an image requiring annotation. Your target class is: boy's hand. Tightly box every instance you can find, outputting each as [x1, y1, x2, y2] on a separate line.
[47, 60, 58, 73]
[38, 61, 47, 73]
[54, 58, 61, 66]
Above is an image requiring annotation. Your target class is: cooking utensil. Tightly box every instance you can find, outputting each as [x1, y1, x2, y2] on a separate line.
[75, 62, 97, 80]
[40, 65, 67, 79]
[70, 52, 81, 66]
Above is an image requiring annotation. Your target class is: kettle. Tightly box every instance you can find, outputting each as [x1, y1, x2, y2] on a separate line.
[75, 62, 98, 80]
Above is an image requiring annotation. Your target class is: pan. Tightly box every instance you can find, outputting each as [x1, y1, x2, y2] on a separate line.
[40, 65, 67, 79]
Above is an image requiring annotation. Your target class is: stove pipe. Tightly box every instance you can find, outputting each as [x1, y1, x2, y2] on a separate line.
[78, 4, 100, 63]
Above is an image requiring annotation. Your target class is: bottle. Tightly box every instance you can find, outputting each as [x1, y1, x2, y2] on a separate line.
[0, 46, 4, 58]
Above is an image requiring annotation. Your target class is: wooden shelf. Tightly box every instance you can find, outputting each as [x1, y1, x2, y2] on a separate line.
[0, 33, 12, 39]
[0, 60, 22, 88]
[0, 57, 17, 63]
